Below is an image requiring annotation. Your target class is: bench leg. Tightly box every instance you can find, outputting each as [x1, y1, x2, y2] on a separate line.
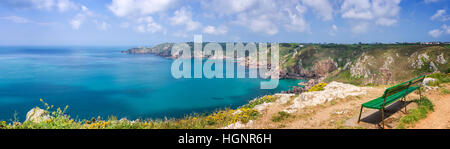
[404, 97, 408, 114]
[419, 87, 423, 99]
[404, 97, 408, 113]
[357, 106, 363, 123]
[381, 107, 385, 129]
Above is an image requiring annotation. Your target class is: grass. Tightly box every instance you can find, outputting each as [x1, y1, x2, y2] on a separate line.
[271, 111, 291, 122]
[426, 80, 441, 87]
[397, 96, 434, 129]
[425, 73, 450, 87]
[325, 70, 363, 86]
[440, 88, 450, 94]
[427, 73, 450, 83]
[241, 95, 277, 109]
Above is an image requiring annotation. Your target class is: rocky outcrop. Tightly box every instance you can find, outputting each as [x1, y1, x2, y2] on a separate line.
[122, 44, 174, 57]
[313, 58, 338, 77]
[437, 53, 446, 64]
[284, 58, 338, 79]
[284, 82, 367, 113]
[349, 52, 374, 79]
[25, 107, 51, 123]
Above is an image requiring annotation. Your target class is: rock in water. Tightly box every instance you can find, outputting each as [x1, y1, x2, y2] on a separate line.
[25, 107, 50, 123]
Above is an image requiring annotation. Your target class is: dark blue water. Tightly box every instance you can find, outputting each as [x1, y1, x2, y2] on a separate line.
[0, 46, 304, 121]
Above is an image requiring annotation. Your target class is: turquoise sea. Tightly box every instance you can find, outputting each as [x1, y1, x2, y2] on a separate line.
[0, 46, 304, 121]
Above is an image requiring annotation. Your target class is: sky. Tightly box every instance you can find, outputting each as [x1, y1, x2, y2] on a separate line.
[0, 0, 449, 46]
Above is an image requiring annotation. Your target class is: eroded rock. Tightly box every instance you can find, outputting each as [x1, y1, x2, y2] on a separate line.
[284, 82, 367, 113]
[25, 107, 50, 123]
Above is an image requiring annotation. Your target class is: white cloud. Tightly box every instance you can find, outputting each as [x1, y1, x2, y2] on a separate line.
[431, 9, 450, 21]
[56, 0, 77, 12]
[170, 7, 201, 31]
[302, 0, 333, 21]
[201, 0, 258, 15]
[95, 21, 110, 31]
[431, 9, 445, 20]
[425, 0, 440, 3]
[341, 0, 401, 21]
[70, 5, 94, 30]
[1, 16, 31, 24]
[332, 24, 338, 31]
[442, 24, 450, 34]
[203, 25, 228, 35]
[341, 0, 401, 33]
[108, 0, 176, 17]
[234, 11, 279, 35]
[428, 24, 450, 38]
[376, 18, 397, 26]
[0, 0, 78, 12]
[204, 0, 311, 35]
[120, 22, 131, 28]
[429, 29, 443, 38]
[329, 24, 338, 36]
[173, 31, 189, 38]
[352, 22, 370, 33]
[136, 16, 163, 33]
[284, 5, 309, 33]
[1, 15, 56, 26]
[341, 0, 373, 20]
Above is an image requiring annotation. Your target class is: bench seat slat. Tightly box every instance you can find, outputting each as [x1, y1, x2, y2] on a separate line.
[362, 86, 419, 109]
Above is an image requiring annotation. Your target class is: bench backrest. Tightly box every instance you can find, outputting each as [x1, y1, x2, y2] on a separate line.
[409, 75, 426, 87]
[382, 81, 410, 99]
[382, 75, 425, 99]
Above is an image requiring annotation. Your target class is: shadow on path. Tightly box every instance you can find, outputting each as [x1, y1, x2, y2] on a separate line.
[360, 101, 412, 124]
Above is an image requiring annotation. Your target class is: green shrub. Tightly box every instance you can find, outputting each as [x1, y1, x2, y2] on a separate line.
[0, 121, 6, 129]
[427, 73, 450, 83]
[441, 88, 450, 94]
[308, 83, 328, 92]
[241, 95, 277, 109]
[397, 97, 434, 128]
[271, 111, 291, 122]
[426, 80, 441, 87]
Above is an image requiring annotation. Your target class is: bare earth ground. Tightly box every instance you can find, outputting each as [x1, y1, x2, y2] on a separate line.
[245, 83, 449, 129]
[413, 84, 450, 129]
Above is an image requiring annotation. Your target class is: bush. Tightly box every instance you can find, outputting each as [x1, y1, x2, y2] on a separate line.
[397, 97, 434, 128]
[271, 111, 291, 122]
[427, 73, 450, 83]
[308, 83, 328, 92]
[441, 88, 450, 94]
[426, 80, 441, 87]
[241, 95, 277, 109]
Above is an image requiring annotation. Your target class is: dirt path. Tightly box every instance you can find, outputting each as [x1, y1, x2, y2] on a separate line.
[244, 83, 448, 129]
[247, 87, 388, 129]
[413, 84, 450, 129]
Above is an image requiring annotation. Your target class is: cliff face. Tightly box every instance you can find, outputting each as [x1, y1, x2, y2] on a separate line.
[122, 43, 450, 85]
[122, 43, 174, 57]
[321, 45, 450, 85]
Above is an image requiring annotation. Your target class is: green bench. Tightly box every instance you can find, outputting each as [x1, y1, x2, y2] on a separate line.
[357, 75, 425, 128]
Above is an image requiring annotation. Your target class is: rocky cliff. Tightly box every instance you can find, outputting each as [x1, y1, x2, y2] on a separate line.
[123, 43, 450, 85]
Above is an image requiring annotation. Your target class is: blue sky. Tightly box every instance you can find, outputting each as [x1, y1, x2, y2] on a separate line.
[0, 0, 449, 46]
